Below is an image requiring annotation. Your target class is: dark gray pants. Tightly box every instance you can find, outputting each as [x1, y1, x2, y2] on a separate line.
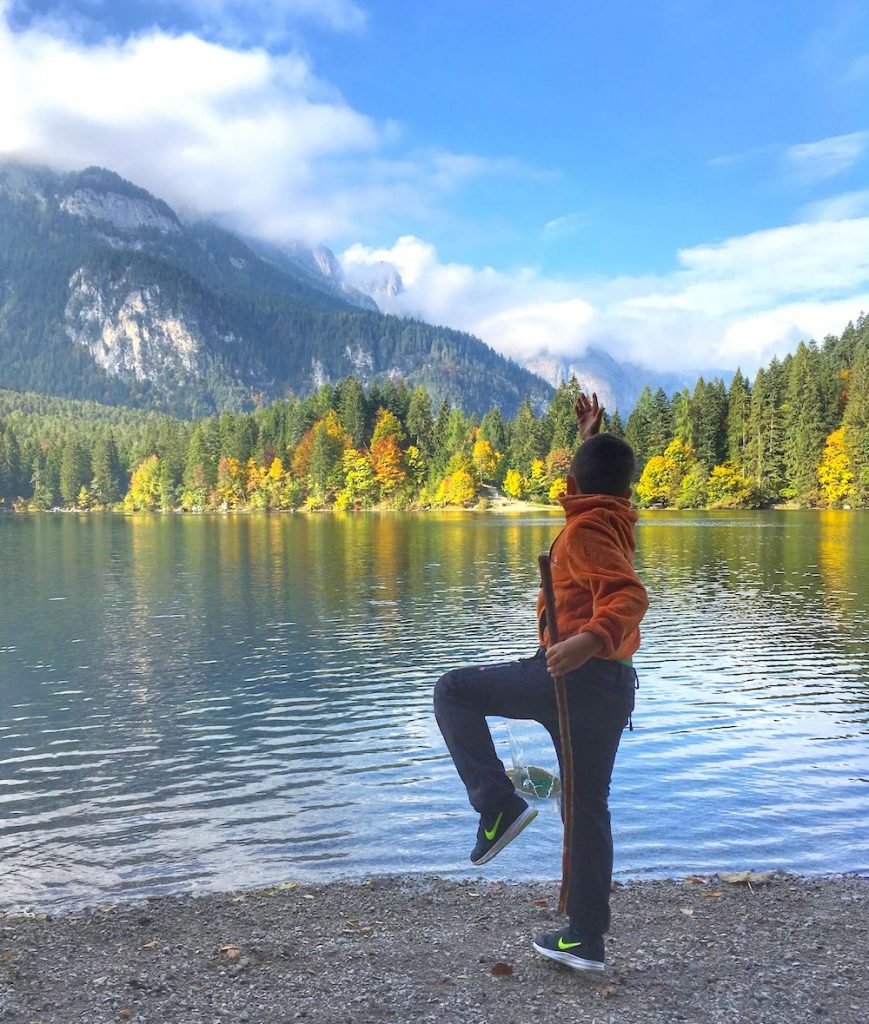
[433, 648, 636, 934]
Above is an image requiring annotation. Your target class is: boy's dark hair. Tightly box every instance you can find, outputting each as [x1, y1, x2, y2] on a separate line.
[569, 434, 636, 496]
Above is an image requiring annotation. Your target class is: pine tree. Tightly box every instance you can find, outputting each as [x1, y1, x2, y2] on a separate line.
[605, 409, 625, 438]
[624, 386, 654, 471]
[91, 431, 123, 506]
[406, 385, 434, 453]
[694, 378, 727, 469]
[672, 388, 695, 447]
[59, 437, 90, 507]
[649, 388, 674, 456]
[509, 399, 544, 476]
[480, 407, 508, 452]
[336, 377, 367, 448]
[726, 369, 751, 470]
[0, 425, 22, 503]
[842, 338, 869, 504]
[547, 378, 581, 452]
[783, 342, 827, 501]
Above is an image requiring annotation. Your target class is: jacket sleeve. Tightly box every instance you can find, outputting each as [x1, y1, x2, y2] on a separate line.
[565, 531, 649, 659]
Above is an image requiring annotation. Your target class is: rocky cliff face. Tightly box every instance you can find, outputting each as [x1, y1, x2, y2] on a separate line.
[0, 162, 551, 416]
[64, 269, 205, 383]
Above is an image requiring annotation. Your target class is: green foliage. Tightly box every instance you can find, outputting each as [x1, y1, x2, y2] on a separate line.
[2, 313, 869, 512]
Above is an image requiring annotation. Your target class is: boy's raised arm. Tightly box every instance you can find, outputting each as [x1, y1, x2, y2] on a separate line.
[575, 392, 604, 440]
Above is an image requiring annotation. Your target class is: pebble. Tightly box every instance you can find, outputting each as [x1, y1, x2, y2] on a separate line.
[0, 874, 865, 1024]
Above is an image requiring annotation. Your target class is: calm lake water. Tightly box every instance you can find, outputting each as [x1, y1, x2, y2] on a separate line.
[1, 511, 867, 911]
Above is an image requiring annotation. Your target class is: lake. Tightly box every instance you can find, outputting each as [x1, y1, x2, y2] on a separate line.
[1, 511, 867, 912]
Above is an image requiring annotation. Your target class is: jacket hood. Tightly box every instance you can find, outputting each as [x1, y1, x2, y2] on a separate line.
[557, 493, 638, 552]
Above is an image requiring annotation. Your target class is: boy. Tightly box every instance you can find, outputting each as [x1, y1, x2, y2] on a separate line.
[433, 396, 648, 972]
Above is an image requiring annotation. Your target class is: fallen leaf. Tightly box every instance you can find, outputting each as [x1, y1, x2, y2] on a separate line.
[302, 894, 315, 901]
[360, 927, 373, 935]
[230, 896, 247, 904]
[467, 892, 481, 898]
[141, 941, 157, 950]
[117, 1011, 133, 1020]
[684, 875, 706, 884]
[491, 962, 513, 976]
[601, 984, 618, 998]
[719, 871, 774, 886]
[277, 881, 299, 890]
[680, 908, 695, 917]
[456, 973, 469, 980]
[218, 945, 243, 961]
[532, 899, 548, 907]
[702, 891, 722, 899]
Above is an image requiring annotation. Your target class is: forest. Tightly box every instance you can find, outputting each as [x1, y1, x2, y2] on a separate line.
[0, 315, 867, 512]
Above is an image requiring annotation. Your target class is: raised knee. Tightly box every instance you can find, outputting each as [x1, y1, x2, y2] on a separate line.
[433, 669, 461, 708]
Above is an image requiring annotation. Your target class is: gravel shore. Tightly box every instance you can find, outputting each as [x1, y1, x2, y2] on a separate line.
[0, 872, 864, 1024]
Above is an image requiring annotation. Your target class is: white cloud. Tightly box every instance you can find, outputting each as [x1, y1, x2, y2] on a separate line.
[341, 218, 869, 374]
[802, 189, 869, 221]
[542, 212, 585, 240]
[785, 130, 869, 182]
[172, 0, 368, 34]
[0, 4, 511, 242]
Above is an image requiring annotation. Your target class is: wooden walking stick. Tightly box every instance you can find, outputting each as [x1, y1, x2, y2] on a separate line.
[538, 553, 573, 916]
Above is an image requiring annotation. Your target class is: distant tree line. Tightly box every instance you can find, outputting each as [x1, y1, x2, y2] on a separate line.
[1, 315, 867, 512]
[626, 315, 868, 508]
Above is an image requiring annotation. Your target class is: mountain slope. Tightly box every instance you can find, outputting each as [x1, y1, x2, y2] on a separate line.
[0, 163, 552, 417]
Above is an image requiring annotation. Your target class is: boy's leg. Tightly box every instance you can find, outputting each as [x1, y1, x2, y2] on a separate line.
[433, 649, 557, 818]
[555, 659, 635, 936]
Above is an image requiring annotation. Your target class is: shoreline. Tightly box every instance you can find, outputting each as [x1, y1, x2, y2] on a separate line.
[1, 872, 864, 1023]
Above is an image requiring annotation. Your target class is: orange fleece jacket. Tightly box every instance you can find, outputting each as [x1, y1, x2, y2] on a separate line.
[536, 493, 649, 661]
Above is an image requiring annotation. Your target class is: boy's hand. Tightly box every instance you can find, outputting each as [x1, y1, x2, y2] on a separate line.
[545, 632, 604, 677]
[575, 392, 604, 440]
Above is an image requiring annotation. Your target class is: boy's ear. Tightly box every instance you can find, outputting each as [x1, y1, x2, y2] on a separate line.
[566, 474, 580, 495]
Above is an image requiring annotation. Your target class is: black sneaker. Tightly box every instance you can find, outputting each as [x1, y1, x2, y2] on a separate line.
[470, 793, 537, 865]
[532, 927, 605, 972]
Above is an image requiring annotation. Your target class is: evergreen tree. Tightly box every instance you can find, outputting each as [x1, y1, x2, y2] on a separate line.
[841, 338, 869, 503]
[726, 369, 751, 470]
[91, 431, 123, 505]
[604, 409, 625, 438]
[624, 386, 654, 471]
[59, 437, 91, 506]
[406, 385, 434, 452]
[0, 425, 22, 503]
[672, 388, 695, 447]
[648, 388, 674, 456]
[336, 377, 367, 448]
[694, 378, 728, 469]
[431, 400, 452, 474]
[31, 453, 55, 510]
[509, 399, 544, 476]
[783, 342, 827, 501]
[480, 406, 507, 453]
[546, 378, 581, 452]
[184, 422, 217, 492]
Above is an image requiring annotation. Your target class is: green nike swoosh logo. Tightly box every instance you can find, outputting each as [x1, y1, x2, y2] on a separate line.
[484, 812, 504, 841]
[557, 937, 584, 950]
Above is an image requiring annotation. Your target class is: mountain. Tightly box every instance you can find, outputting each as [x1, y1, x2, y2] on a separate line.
[521, 347, 722, 416]
[0, 162, 552, 418]
[338, 262, 727, 416]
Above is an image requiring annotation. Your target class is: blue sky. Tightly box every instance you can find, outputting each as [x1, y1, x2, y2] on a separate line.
[2, 0, 869, 371]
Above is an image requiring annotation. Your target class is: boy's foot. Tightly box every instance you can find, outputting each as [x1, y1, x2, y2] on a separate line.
[532, 927, 605, 972]
[470, 793, 537, 865]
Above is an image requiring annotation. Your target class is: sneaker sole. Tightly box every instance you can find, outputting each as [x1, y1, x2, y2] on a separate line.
[532, 942, 605, 972]
[471, 806, 537, 865]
